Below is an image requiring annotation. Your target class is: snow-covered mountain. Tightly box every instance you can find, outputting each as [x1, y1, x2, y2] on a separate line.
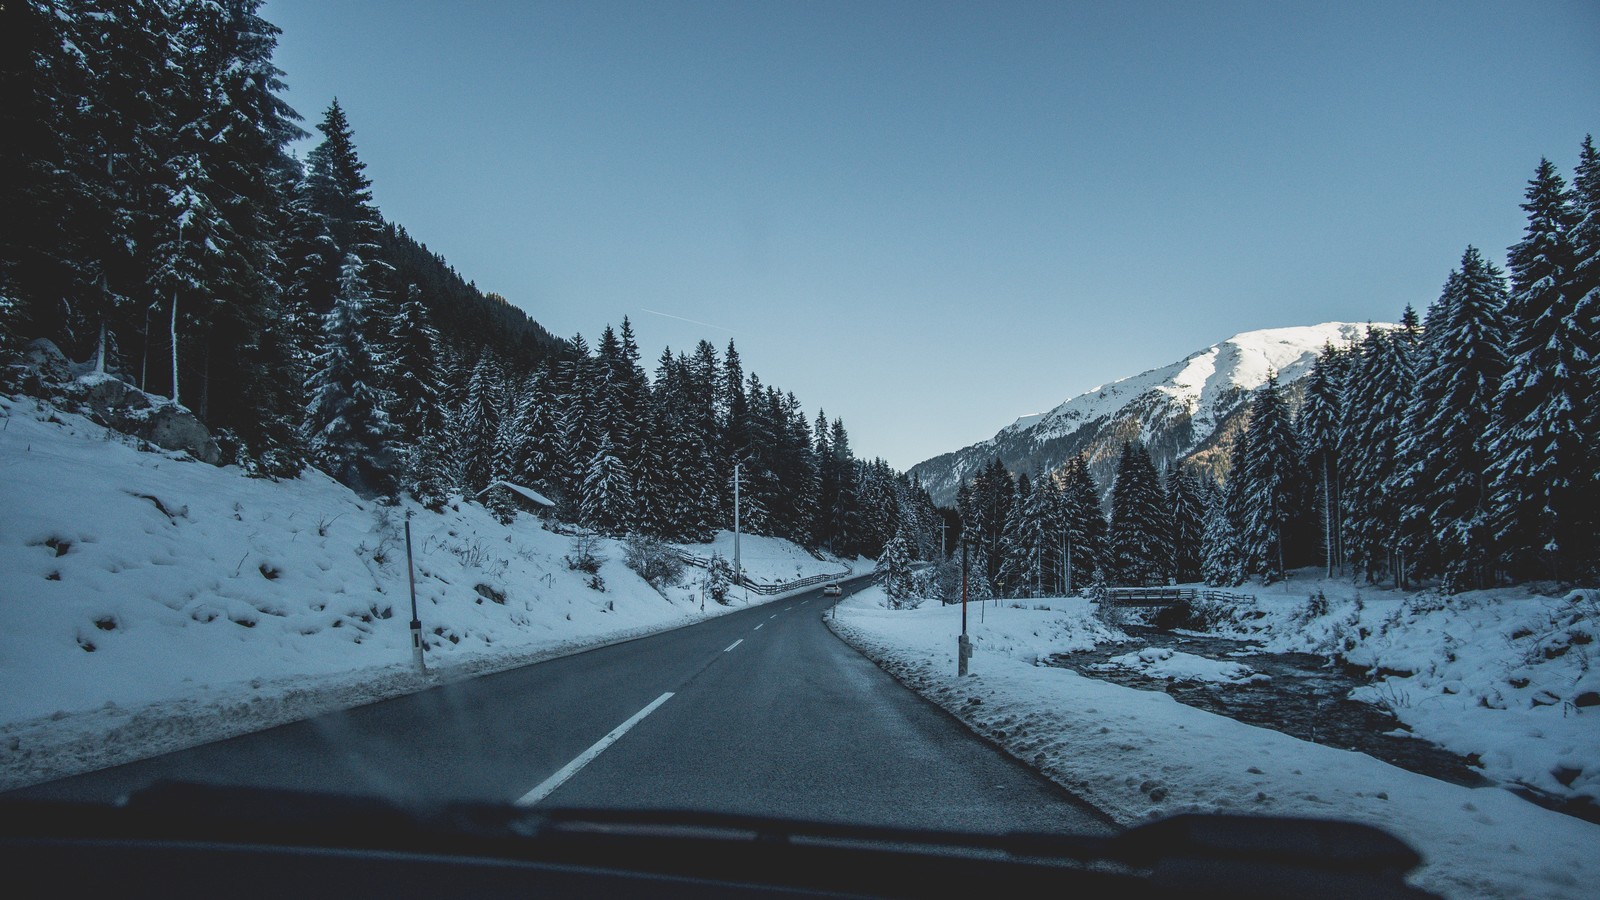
[911, 322, 1385, 504]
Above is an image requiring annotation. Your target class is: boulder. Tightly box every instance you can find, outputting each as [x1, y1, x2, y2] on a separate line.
[76, 375, 152, 419]
[13, 338, 222, 466]
[128, 404, 222, 466]
[21, 338, 72, 386]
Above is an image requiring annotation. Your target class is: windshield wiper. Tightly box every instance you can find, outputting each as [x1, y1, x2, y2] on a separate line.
[2, 781, 1435, 898]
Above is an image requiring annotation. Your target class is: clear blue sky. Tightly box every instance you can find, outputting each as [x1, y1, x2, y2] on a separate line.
[263, 0, 1599, 471]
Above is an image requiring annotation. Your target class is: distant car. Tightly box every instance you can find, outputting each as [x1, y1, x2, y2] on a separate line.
[823, 583, 842, 597]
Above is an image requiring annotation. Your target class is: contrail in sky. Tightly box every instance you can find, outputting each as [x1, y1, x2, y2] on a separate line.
[639, 308, 737, 334]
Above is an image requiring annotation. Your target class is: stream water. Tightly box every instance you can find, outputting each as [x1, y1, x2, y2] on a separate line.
[1046, 625, 1489, 788]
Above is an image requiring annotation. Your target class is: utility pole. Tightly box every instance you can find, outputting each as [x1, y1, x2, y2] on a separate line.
[404, 512, 427, 675]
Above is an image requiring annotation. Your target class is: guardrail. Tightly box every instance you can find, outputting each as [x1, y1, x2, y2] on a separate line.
[1102, 587, 1256, 607]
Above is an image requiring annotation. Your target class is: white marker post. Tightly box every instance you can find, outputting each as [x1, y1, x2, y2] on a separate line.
[404, 512, 427, 675]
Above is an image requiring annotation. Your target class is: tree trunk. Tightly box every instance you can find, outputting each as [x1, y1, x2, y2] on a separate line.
[199, 323, 210, 422]
[94, 319, 107, 375]
[140, 305, 150, 391]
[169, 291, 180, 406]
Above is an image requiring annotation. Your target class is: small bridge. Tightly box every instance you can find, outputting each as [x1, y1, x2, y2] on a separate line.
[1101, 587, 1255, 608]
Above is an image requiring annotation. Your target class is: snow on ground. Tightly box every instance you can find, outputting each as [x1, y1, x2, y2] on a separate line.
[1187, 577, 1600, 807]
[673, 531, 859, 585]
[1094, 646, 1269, 684]
[829, 586, 1600, 900]
[0, 396, 844, 790]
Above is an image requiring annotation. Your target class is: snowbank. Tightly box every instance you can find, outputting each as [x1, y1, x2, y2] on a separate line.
[1187, 578, 1600, 808]
[1095, 646, 1269, 684]
[674, 531, 854, 586]
[830, 587, 1600, 900]
[0, 396, 839, 789]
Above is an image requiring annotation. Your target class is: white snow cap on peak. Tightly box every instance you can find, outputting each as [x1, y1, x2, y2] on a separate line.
[1002, 321, 1385, 442]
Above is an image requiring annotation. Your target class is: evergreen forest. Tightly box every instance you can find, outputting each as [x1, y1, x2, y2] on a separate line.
[0, 0, 939, 563]
[2, 2, 1593, 595]
[955, 139, 1599, 596]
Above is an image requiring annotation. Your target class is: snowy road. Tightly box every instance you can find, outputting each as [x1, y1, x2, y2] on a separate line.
[11, 578, 1111, 835]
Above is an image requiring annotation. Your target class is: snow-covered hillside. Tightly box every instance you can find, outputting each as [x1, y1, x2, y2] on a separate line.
[0, 395, 850, 790]
[911, 322, 1384, 503]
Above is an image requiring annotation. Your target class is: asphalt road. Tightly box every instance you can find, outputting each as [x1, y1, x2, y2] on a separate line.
[13, 578, 1112, 835]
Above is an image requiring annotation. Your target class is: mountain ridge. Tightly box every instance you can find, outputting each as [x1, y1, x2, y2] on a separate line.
[911, 322, 1388, 504]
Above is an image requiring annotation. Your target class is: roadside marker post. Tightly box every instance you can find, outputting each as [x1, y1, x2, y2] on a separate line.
[404, 511, 427, 675]
[958, 537, 972, 676]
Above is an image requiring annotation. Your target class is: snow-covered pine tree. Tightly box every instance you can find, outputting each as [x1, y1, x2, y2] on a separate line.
[1054, 454, 1106, 593]
[783, 392, 821, 548]
[1212, 426, 1254, 585]
[1488, 158, 1592, 580]
[1343, 325, 1415, 587]
[389, 284, 443, 446]
[1570, 137, 1600, 564]
[165, 0, 307, 473]
[457, 351, 504, 495]
[1108, 441, 1167, 586]
[614, 317, 652, 475]
[1238, 372, 1308, 583]
[302, 100, 386, 276]
[703, 551, 736, 605]
[303, 254, 400, 496]
[151, 151, 228, 408]
[1403, 248, 1508, 591]
[1167, 463, 1207, 583]
[1297, 342, 1349, 576]
[957, 524, 996, 604]
[580, 432, 632, 535]
[483, 452, 518, 525]
[829, 418, 860, 555]
[23, 0, 178, 372]
[877, 529, 915, 608]
[554, 333, 599, 508]
[996, 473, 1033, 596]
[1201, 474, 1246, 586]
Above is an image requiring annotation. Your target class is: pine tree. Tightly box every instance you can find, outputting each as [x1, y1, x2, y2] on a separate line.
[1238, 372, 1307, 582]
[1488, 159, 1591, 580]
[1343, 325, 1415, 586]
[174, 0, 306, 469]
[302, 100, 385, 269]
[389, 284, 443, 443]
[1298, 342, 1349, 577]
[703, 551, 736, 605]
[1055, 455, 1107, 593]
[303, 255, 400, 497]
[0, 0, 78, 349]
[581, 433, 632, 534]
[877, 529, 915, 608]
[1570, 137, 1600, 570]
[1167, 463, 1207, 583]
[40, 0, 179, 369]
[1403, 248, 1508, 590]
[151, 151, 228, 407]
[1107, 441, 1166, 585]
[1201, 474, 1246, 586]
[1207, 429, 1253, 586]
[457, 352, 504, 494]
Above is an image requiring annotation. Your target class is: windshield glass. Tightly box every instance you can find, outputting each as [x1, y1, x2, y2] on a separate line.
[2, 2, 1597, 898]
